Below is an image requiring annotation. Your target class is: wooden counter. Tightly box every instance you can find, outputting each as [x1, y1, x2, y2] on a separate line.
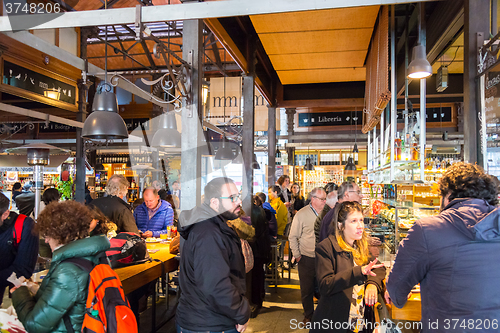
[115, 242, 178, 294]
[389, 293, 421, 322]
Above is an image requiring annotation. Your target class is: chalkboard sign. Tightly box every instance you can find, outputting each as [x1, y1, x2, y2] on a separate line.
[396, 106, 452, 123]
[2, 61, 76, 104]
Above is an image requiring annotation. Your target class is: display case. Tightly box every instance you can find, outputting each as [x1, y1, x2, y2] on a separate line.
[369, 198, 438, 254]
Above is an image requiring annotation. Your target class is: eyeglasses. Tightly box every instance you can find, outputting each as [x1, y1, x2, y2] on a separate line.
[313, 196, 327, 202]
[219, 194, 242, 203]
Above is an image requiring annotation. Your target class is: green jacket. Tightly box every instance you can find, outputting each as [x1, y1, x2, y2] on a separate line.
[13, 235, 110, 333]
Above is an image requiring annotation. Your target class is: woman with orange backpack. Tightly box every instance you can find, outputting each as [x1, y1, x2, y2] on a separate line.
[10, 201, 134, 333]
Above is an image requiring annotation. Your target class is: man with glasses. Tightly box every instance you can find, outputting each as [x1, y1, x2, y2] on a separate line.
[177, 177, 250, 333]
[289, 187, 327, 324]
[318, 181, 362, 243]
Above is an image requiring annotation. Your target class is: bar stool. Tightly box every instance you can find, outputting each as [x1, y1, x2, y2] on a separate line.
[265, 241, 279, 292]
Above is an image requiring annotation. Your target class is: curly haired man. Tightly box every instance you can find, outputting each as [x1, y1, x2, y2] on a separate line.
[387, 163, 500, 332]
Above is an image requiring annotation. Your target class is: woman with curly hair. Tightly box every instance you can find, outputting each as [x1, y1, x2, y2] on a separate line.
[310, 201, 385, 333]
[11, 201, 110, 333]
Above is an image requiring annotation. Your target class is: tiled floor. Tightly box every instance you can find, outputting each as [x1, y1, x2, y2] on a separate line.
[152, 268, 308, 333]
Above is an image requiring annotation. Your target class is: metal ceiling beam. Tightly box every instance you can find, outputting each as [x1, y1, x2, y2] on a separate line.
[0, 0, 437, 32]
[140, 39, 157, 69]
[0, 103, 84, 128]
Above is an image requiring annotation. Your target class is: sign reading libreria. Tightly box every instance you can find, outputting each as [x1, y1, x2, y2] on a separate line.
[298, 111, 363, 127]
[2, 61, 76, 104]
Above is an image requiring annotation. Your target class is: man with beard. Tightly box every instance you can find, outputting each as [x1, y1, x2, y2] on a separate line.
[176, 177, 250, 333]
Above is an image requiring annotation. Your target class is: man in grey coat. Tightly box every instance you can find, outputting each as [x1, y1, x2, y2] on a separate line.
[387, 163, 500, 332]
[289, 187, 326, 323]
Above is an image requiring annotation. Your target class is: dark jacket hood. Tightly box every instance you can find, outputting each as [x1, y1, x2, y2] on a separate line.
[442, 198, 500, 241]
[179, 203, 221, 239]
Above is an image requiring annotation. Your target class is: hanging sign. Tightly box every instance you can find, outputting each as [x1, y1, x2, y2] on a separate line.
[298, 111, 363, 128]
[3, 61, 77, 104]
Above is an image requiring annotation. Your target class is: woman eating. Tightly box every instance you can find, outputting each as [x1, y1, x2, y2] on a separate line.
[11, 201, 110, 333]
[311, 201, 385, 333]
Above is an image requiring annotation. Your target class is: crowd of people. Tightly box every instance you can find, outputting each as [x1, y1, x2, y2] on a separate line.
[1, 162, 500, 333]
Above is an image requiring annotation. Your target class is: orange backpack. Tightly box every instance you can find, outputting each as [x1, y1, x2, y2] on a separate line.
[62, 257, 138, 333]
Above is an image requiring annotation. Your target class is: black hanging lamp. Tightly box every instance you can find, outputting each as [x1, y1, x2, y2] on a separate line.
[95, 156, 105, 171]
[344, 156, 357, 171]
[82, 24, 128, 140]
[303, 146, 314, 171]
[215, 135, 235, 160]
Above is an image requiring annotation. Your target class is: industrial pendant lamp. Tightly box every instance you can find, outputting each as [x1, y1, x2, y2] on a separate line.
[215, 135, 235, 160]
[252, 153, 260, 169]
[82, 23, 128, 140]
[408, 44, 432, 79]
[303, 146, 314, 171]
[95, 156, 105, 172]
[152, 112, 181, 148]
[344, 156, 357, 171]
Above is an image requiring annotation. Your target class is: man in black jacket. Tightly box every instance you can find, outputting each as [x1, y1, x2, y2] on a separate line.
[177, 177, 250, 333]
[89, 174, 139, 234]
[0, 193, 38, 306]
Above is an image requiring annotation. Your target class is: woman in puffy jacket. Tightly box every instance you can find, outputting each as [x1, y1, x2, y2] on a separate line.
[12, 201, 110, 333]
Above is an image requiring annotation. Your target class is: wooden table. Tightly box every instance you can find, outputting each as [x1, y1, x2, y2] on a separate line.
[389, 293, 422, 322]
[114, 242, 179, 333]
[115, 242, 178, 295]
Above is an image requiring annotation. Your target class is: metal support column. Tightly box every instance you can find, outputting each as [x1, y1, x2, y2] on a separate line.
[464, 0, 490, 164]
[242, 40, 256, 215]
[390, 5, 396, 181]
[180, 19, 203, 215]
[75, 29, 90, 203]
[418, 2, 427, 182]
[285, 108, 296, 140]
[268, 107, 277, 187]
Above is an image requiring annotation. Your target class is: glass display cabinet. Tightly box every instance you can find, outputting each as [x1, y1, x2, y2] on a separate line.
[369, 198, 439, 254]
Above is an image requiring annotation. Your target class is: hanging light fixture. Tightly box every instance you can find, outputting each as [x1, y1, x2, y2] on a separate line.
[95, 156, 105, 172]
[215, 135, 235, 160]
[345, 156, 357, 171]
[408, 44, 432, 79]
[303, 146, 315, 171]
[151, 112, 181, 148]
[252, 153, 260, 169]
[82, 23, 128, 140]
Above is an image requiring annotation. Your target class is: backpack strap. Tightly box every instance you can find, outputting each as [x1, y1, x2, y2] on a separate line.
[62, 258, 94, 273]
[63, 314, 75, 333]
[12, 214, 27, 249]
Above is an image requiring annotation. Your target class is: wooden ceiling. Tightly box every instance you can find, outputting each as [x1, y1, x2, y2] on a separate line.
[432, 32, 463, 74]
[250, 6, 380, 85]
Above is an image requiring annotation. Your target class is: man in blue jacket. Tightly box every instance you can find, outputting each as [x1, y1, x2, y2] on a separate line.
[134, 187, 174, 238]
[387, 163, 500, 332]
[0, 193, 38, 306]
